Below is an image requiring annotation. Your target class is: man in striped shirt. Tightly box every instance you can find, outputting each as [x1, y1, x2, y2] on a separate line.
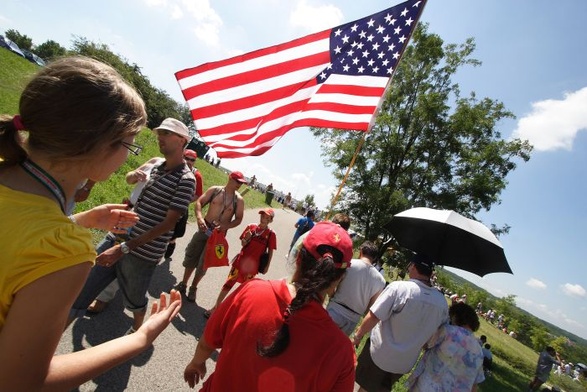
[68, 118, 196, 334]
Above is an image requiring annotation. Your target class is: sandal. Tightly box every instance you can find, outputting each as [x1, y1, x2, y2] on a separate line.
[87, 299, 108, 314]
[187, 286, 197, 302]
[173, 281, 187, 297]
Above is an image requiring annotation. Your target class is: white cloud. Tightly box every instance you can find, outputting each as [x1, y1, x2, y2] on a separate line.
[561, 283, 586, 298]
[141, 0, 223, 46]
[526, 278, 547, 290]
[289, 0, 344, 33]
[512, 87, 587, 151]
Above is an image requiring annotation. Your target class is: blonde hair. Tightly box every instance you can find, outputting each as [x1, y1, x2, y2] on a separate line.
[0, 56, 147, 166]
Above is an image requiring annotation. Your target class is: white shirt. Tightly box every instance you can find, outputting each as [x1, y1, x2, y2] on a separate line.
[369, 279, 448, 374]
[330, 258, 386, 314]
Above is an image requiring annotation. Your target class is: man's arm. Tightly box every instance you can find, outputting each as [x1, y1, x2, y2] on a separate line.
[95, 208, 183, 266]
[351, 311, 380, 346]
[195, 186, 220, 231]
[125, 157, 163, 185]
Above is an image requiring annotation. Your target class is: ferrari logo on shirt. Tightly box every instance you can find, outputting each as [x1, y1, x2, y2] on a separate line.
[215, 244, 226, 259]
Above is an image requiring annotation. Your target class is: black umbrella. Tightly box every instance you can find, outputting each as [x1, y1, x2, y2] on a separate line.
[385, 207, 512, 277]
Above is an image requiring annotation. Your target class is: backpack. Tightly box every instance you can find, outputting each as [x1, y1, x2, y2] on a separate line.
[298, 218, 311, 235]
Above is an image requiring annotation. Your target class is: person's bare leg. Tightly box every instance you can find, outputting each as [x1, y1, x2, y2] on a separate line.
[132, 309, 146, 331]
[181, 267, 195, 285]
[208, 288, 230, 315]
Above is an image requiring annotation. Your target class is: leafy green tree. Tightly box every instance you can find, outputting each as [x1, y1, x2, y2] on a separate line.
[531, 326, 550, 352]
[4, 29, 33, 50]
[34, 40, 67, 60]
[303, 194, 316, 210]
[70, 37, 184, 128]
[495, 294, 517, 316]
[311, 24, 532, 248]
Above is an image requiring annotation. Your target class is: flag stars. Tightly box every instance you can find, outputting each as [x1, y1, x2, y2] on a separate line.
[327, 0, 422, 78]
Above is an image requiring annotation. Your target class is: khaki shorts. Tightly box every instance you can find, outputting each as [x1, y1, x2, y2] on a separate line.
[355, 338, 403, 392]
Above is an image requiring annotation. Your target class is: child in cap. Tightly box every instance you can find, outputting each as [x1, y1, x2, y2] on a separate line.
[205, 208, 277, 317]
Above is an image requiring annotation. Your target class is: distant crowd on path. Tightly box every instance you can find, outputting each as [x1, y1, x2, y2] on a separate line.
[2, 55, 497, 391]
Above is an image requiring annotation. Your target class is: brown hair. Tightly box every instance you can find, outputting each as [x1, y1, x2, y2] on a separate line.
[0, 56, 146, 166]
[257, 246, 346, 358]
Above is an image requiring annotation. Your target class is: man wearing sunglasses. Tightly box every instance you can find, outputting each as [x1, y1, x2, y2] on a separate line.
[69, 118, 196, 334]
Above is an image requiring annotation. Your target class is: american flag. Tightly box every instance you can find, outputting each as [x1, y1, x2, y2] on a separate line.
[176, 0, 427, 158]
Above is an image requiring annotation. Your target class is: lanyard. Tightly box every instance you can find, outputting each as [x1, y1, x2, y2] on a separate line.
[21, 159, 67, 214]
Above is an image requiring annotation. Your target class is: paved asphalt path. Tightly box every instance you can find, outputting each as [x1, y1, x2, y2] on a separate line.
[57, 206, 363, 391]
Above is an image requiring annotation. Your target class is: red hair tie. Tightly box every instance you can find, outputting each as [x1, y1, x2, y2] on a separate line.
[13, 115, 25, 131]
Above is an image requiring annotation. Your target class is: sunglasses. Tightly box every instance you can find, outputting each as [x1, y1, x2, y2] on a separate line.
[184, 157, 196, 162]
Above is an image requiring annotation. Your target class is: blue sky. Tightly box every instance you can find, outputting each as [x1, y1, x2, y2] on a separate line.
[2, 0, 587, 340]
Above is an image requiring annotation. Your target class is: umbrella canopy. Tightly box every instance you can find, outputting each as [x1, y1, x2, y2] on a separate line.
[385, 207, 512, 277]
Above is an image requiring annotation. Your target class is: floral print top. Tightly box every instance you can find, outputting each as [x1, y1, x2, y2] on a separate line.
[406, 323, 485, 391]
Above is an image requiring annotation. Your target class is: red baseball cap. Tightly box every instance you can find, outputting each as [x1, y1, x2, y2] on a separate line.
[303, 221, 353, 268]
[229, 171, 248, 184]
[184, 149, 197, 159]
[259, 208, 275, 218]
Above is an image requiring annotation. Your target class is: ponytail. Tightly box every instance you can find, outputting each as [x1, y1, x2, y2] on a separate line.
[257, 247, 345, 357]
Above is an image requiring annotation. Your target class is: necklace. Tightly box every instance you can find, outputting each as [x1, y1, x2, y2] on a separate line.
[20, 159, 67, 213]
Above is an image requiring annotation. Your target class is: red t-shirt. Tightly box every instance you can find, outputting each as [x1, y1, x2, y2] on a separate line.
[201, 279, 356, 392]
[232, 224, 277, 280]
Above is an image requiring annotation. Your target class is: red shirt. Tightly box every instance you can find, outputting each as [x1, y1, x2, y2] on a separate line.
[232, 224, 276, 280]
[202, 279, 356, 392]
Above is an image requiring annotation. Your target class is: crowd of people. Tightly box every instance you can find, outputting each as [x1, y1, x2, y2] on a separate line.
[2, 56, 580, 391]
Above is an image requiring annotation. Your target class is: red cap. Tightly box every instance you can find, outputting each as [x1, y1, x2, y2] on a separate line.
[184, 149, 197, 159]
[259, 208, 275, 218]
[229, 171, 248, 183]
[302, 221, 353, 268]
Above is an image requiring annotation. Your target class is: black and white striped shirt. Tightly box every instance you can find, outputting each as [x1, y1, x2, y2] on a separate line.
[129, 161, 195, 262]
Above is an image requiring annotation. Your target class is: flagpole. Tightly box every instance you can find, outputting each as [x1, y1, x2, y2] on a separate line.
[325, 131, 368, 219]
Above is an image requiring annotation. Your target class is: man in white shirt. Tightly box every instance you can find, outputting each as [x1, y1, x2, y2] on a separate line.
[352, 254, 449, 391]
[326, 241, 386, 335]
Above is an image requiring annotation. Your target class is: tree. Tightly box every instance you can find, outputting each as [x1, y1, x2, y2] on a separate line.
[4, 29, 33, 51]
[34, 40, 67, 60]
[70, 37, 184, 128]
[311, 24, 532, 249]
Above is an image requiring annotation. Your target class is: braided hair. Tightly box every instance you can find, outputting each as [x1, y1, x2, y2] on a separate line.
[257, 245, 346, 357]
